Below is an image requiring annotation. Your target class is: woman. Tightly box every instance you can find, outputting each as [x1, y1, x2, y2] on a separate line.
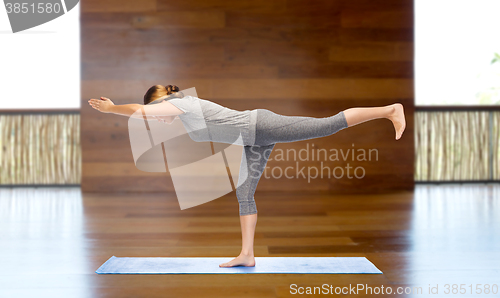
[88, 84, 406, 268]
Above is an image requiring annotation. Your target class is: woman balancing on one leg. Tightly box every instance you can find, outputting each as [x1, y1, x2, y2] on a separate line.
[88, 84, 406, 268]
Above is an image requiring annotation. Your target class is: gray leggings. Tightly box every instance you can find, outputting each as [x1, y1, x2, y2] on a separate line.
[236, 109, 349, 216]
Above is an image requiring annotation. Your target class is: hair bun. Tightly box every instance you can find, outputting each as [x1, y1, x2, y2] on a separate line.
[165, 84, 180, 95]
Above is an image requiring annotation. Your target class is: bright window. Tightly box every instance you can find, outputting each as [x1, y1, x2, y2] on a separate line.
[415, 0, 500, 105]
[0, 3, 80, 109]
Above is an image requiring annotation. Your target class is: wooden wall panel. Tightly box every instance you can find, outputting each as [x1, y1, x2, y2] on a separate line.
[156, 0, 287, 13]
[341, 10, 413, 28]
[81, 0, 156, 13]
[81, 0, 415, 193]
[329, 42, 413, 61]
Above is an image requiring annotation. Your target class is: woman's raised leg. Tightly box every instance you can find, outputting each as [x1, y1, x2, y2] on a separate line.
[253, 103, 406, 147]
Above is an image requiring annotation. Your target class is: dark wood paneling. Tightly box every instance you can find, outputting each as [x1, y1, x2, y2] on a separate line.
[157, 0, 287, 13]
[81, 0, 415, 192]
[225, 11, 341, 29]
[329, 42, 414, 61]
[340, 28, 414, 42]
[341, 10, 413, 28]
[81, 0, 156, 12]
[278, 61, 413, 78]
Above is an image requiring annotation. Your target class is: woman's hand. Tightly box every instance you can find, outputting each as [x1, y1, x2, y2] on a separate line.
[88, 97, 115, 113]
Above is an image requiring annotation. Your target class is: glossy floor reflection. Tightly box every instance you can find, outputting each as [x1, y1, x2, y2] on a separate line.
[408, 185, 500, 287]
[0, 187, 92, 297]
[0, 184, 498, 297]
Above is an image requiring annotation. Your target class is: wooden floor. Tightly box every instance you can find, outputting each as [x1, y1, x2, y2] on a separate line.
[0, 184, 498, 297]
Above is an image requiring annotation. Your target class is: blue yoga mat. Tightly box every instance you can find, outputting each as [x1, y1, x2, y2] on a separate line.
[95, 256, 382, 274]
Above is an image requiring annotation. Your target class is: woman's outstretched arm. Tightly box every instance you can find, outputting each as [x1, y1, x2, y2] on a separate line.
[88, 97, 183, 121]
[88, 97, 144, 118]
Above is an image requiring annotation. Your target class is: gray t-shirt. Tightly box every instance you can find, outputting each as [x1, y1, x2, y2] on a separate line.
[167, 95, 257, 146]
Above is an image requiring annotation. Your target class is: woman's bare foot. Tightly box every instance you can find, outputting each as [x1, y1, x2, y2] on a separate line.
[388, 103, 406, 140]
[219, 253, 255, 267]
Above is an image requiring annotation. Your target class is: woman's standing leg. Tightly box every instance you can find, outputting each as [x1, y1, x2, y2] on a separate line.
[219, 143, 275, 267]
